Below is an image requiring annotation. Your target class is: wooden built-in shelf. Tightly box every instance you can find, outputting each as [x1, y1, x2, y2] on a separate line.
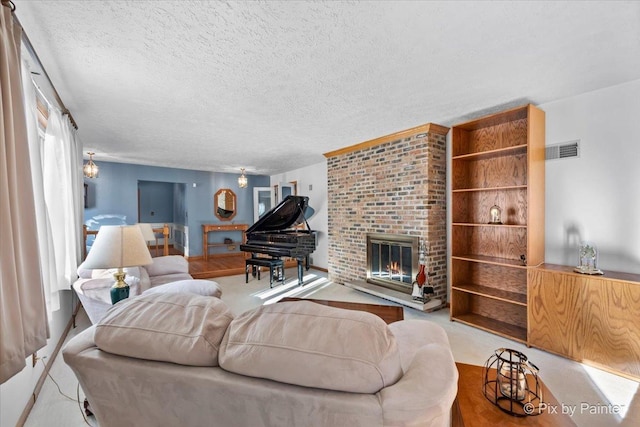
[452, 185, 527, 193]
[452, 223, 527, 228]
[450, 104, 545, 344]
[452, 254, 527, 268]
[452, 313, 528, 343]
[452, 144, 528, 161]
[452, 283, 527, 305]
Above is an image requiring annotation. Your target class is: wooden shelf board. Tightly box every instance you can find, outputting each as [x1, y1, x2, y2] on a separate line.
[452, 313, 527, 343]
[452, 222, 527, 228]
[452, 283, 527, 305]
[452, 144, 527, 161]
[452, 185, 527, 193]
[452, 254, 527, 268]
[207, 241, 243, 247]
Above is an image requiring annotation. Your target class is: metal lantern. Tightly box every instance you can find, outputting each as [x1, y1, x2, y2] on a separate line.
[482, 348, 543, 417]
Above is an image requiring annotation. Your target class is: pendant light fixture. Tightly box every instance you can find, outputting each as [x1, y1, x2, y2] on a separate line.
[83, 152, 99, 178]
[238, 168, 248, 188]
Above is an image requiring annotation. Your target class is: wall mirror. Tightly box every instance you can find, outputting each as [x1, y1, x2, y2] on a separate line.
[214, 188, 237, 221]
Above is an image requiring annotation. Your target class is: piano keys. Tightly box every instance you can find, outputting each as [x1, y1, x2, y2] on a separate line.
[240, 195, 316, 285]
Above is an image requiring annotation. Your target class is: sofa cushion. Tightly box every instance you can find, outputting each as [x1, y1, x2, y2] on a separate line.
[218, 301, 403, 393]
[95, 293, 233, 366]
[76, 264, 142, 280]
[144, 255, 189, 277]
[142, 279, 222, 299]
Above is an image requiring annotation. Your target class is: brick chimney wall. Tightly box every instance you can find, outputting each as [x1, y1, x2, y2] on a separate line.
[325, 125, 448, 301]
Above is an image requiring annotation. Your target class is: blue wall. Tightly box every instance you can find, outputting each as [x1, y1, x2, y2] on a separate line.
[84, 161, 270, 256]
[138, 181, 174, 222]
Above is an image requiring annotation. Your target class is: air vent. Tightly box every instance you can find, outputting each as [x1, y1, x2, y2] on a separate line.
[546, 140, 580, 160]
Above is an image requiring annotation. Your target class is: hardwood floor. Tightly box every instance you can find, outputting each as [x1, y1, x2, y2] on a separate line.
[188, 254, 302, 279]
[189, 254, 248, 279]
[154, 245, 316, 280]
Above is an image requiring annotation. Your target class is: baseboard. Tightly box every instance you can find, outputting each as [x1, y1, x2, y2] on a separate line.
[16, 301, 81, 427]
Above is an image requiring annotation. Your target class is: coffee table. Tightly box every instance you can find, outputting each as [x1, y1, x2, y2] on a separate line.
[453, 363, 576, 426]
[279, 297, 404, 324]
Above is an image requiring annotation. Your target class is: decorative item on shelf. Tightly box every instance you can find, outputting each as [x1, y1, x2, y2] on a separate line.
[489, 204, 502, 224]
[81, 225, 153, 304]
[238, 168, 248, 188]
[412, 239, 433, 302]
[482, 348, 543, 417]
[574, 242, 603, 275]
[83, 152, 99, 178]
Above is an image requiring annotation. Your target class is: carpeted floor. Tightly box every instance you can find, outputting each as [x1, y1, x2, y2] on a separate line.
[24, 268, 639, 426]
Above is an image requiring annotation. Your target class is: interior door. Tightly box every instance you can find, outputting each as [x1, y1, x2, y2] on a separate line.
[277, 182, 296, 203]
[253, 187, 274, 222]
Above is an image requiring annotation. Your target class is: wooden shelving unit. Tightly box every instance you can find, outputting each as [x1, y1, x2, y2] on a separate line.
[450, 104, 545, 343]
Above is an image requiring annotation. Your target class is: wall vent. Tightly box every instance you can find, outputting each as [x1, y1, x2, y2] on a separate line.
[546, 140, 580, 160]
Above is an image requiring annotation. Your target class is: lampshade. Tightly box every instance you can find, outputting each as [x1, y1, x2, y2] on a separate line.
[83, 152, 99, 178]
[83, 225, 153, 269]
[137, 223, 156, 243]
[238, 168, 248, 188]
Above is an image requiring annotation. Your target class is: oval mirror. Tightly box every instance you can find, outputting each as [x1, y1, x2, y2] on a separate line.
[214, 188, 237, 221]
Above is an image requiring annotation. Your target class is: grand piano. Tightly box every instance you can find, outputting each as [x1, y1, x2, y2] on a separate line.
[240, 195, 316, 286]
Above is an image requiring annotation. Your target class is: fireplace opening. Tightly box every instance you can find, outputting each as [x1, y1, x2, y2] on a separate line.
[366, 233, 419, 294]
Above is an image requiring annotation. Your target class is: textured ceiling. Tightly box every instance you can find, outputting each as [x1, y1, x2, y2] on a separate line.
[14, 1, 640, 176]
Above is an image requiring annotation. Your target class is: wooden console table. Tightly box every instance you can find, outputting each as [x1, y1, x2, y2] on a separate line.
[528, 264, 640, 381]
[202, 223, 248, 261]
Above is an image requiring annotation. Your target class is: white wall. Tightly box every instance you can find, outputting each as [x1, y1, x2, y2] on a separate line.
[271, 160, 328, 269]
[0, 291, 74, 427]
[540, 79, 640, 273]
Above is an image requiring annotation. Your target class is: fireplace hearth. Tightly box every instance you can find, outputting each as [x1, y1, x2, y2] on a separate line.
[366, 233, 419, 294]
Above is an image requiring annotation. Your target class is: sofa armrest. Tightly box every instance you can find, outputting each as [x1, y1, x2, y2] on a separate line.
[388, 320, 450, 372]
[62, 326, 98, 364]
[144, 255, 189, 277]
[378, 344, 458, 427]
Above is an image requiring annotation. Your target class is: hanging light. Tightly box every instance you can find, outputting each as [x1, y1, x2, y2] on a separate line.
[238, 168, 248, 188]
[83, 152, 99, 178]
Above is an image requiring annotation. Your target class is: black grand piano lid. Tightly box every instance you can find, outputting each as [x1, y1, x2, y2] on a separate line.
[246, 195, 310, 233]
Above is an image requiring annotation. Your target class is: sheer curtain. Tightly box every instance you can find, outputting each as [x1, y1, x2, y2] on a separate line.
[21, 62, 59, 313]
[0, 0, 49, 384]
[41, 107, 84, 302]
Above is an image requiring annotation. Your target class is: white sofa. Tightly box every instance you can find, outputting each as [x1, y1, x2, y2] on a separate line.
[72, 255, 197, 324]
[63, 294, 458, 427]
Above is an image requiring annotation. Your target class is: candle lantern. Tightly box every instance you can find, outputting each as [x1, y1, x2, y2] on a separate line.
[489, 205, 502, 224]
[482, 348, 543, 417]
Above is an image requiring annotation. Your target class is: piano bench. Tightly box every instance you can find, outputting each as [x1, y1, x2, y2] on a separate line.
[245, 258, 285, 288]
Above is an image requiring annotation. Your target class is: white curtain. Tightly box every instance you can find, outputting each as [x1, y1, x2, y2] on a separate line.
[41, 106, 84, 302]
[0, 0, 49, 384]
[21, 62, 60, 313]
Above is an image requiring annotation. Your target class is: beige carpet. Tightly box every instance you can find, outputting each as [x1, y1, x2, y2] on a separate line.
[24, 268, 639, 427]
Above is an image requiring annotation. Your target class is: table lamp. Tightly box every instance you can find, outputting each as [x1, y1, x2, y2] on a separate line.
[137, 223, 157, 255]
[82, 225, 153, 304]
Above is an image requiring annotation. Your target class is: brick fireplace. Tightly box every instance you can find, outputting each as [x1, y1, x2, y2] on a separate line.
[324, 123, 448, 309]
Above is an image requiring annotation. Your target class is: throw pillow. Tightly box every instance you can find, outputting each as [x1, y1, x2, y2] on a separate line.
[95, 293, 233, 366]
[142, 279, 222, 298]
[218, 301, 403, 393]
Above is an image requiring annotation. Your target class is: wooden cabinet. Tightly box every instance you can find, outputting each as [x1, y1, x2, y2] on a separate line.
[529, 264, 640, 381]
[450, 104, 545, 343]
[202, 224, 248, 261]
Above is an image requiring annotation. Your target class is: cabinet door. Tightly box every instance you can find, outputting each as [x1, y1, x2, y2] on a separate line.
[528, 269, 584, 359]
[581, 278, 640, 378]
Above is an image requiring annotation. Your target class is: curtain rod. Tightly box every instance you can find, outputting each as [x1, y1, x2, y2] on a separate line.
[6, 0, 79, 130]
